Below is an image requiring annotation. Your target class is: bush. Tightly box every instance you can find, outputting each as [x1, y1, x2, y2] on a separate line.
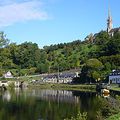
[64, 112, 87, 120]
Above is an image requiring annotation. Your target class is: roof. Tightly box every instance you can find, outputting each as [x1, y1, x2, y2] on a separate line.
[109, 27, 120, 33]
[109, 70, 120, 76]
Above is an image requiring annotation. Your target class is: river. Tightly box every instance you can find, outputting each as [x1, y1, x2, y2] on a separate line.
[0, 88, 118, 120]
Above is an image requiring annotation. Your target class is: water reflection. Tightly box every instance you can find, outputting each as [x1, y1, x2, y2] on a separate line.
[0, 89, 113, 120]
[102, 93, 110, 98]
[2, 91, 11, 102]
[27, 89, 80, 104]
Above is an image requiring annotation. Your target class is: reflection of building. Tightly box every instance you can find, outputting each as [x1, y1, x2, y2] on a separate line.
[2, 91, 11, 102]
[30, 89, 79, 103]
[14, 81, 20, 87]
[109, 70, 120, 84]
[14, 81, 28, 88]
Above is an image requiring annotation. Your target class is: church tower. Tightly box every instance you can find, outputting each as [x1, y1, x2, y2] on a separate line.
[107, 8, 113, 33]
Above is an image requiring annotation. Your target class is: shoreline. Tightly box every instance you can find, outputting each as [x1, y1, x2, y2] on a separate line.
[28, 83, 96, 92]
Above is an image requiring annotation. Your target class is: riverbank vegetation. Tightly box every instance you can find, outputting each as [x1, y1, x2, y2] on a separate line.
[64, 95, 120, 120]
[92, 96, 120, 120]
[110, 85, 120, 91]
[64, 112, 87, 120]
[106, 113, 120, 120]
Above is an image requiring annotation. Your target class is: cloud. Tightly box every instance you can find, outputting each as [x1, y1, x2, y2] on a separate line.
[0, 0, 48, 27]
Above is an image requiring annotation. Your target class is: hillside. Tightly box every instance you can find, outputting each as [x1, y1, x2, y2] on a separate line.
[0, 30, 120, 82]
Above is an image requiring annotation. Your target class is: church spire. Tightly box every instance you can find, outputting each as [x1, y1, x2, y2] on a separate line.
[107, 2, 113, 33]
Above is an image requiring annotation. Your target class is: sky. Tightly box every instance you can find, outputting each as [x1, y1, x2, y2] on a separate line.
[0, 0, 120, 48]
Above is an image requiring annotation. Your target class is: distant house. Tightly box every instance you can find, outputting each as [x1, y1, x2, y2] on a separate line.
[109, 27, 120, 36]
[3, 71, 13, 78]
[109, 70, 120, 84]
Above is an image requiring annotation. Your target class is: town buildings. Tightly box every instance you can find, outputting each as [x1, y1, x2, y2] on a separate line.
[109, 70, 120, 84]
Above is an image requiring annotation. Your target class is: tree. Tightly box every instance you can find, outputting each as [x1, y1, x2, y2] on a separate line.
[36, 63, 49, 73]
[13, 42, 39, 68]
[80, 59, 103, 83]
[0, 32, 9, 48]
[92, 71, 100, 82]
[105, 38, 120, 55]
[86, 58, 103, 70]
[94, 31, 109, 45]
[104, 62, 111, 71]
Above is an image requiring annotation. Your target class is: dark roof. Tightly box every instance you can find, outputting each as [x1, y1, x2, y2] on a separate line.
[109, 70, 120, 76]
[110, 27, 120, 33]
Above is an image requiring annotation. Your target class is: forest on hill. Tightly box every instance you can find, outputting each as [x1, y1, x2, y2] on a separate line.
[0, 30, 120, 82]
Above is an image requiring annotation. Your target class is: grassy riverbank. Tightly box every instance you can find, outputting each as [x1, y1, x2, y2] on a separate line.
[105, 89, 120, 120]
[28, 83, 96, 91]
[110, 84, 120, 91]
[110, 87, 120, 91]
[106, 113, 120, 120]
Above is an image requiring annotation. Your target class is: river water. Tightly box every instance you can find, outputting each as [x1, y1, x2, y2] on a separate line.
[0, 88, 112, 120]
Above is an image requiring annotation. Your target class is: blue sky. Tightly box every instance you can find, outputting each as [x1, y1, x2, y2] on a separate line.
[0, 0, 120, 48]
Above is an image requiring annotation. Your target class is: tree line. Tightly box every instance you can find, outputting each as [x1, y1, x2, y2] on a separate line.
[0, 30, 120, 82]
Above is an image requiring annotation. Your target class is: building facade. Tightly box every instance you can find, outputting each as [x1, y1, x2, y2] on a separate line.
[109, 70, 120, 84]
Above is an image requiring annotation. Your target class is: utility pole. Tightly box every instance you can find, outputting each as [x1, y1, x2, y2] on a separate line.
[57, 65, 59, 83]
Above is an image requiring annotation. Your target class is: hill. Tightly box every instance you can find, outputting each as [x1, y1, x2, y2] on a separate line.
[0, 30, 120, 82]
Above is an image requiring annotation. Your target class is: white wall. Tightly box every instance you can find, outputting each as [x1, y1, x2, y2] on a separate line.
[109, 75, 120, 84]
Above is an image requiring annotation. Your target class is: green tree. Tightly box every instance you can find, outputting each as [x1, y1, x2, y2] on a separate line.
[104, 62, 111, 71]
[0, 32, 9, 48]
[94, 31, 109, 45]
[86, 58, 103, 70]
[92, 71, 100, 82]
[105, 38, 120, 55]
[13, 42, 39, 68]
[80, 59, 103, 83]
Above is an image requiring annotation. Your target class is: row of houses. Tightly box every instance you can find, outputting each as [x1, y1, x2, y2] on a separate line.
[1, 70, 120, 85]
[42, 70, 120, 84]
[42, 73, 77, 83]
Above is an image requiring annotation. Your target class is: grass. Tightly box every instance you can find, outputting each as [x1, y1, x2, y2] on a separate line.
[110, 84, 120, 91]
[105, 113, 120, 120]
[110, 87, 120, 91]
[28, 83, 96, 91]
[64, 112, 87, 120]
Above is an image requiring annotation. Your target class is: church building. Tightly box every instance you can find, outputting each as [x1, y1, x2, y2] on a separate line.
[85, 3, 120, 43]
[107, 7, 120, 36]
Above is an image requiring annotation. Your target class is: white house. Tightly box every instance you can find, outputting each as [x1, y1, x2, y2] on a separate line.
[109, 70, 120, 84]
[3, 71, 13, 78]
